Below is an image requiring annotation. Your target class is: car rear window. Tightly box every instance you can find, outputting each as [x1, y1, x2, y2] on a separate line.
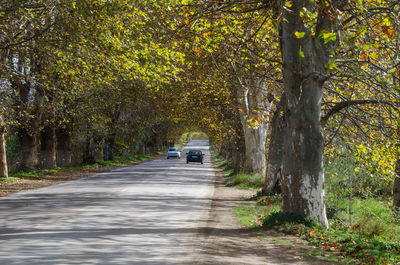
[169, 148, 178, 151]
[189, 150, 201, 155]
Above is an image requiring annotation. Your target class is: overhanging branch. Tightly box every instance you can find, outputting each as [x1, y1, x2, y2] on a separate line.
[321, 99, 395, 126]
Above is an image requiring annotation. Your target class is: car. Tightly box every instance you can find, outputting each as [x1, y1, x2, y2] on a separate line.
[186, 149, 205, 164]
[166, 147, 181, 159]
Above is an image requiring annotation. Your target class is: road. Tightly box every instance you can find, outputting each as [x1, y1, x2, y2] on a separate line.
[0, 140, 215, 265]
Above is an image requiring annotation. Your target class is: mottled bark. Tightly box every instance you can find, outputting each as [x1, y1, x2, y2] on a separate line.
[279, 0, 332, 227]
[40, 124, 56, 169]
[0, 115, 8, 178]
[237, 81, 273, 175]
[56, 126, 72, 167]
[263, 95, 286, 195]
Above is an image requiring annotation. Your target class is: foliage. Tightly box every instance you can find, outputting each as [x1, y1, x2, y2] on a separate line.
[235, 194, 400, 265]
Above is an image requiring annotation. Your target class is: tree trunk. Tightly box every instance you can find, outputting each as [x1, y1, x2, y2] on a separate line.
[231, 147, 245, 174]
[394, 96, 400, 207]
[138, 142, 145, 155]
[263, 95, 286, 195]
[40, 124, 56, 169]
[11, 74, 42, 171]
[242, 125, 268, 174]
[83, 134, 96, 164]
[18, 129, 39, 171]
[237, 80, 273, 175]
[0, 115, 8, 178]
[279, 0, 330, 227]
[394, 156, 400, 207]
[56, 126, 72, 167]
[105, 133, 116, 161]
[393, 55, 400, 207]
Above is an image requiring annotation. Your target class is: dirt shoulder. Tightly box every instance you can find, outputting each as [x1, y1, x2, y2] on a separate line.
[194, 168, 343, 265]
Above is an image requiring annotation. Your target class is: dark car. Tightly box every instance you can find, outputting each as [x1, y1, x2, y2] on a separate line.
[186, 150, 204, 164]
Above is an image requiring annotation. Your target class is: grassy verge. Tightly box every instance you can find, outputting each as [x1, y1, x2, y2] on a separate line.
[2, 152, 161, 183]
[211, 148, 263, 190]
[212, 149, 400, 265]
[259, 194, 400, 265]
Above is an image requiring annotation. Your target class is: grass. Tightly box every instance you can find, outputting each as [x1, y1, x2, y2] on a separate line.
[238, 194, 400, 264]
[211, 148, 264, 190]
[225, 172, 264, 190]
[212, 149, 400, 265]
[2, 152, 160, 183]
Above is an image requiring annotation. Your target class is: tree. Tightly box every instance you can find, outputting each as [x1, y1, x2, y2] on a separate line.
[0, 114, 7, 178]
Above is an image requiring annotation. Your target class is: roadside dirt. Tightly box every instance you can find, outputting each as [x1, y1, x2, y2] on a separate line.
[194, 168, 343, 265]
[0, 155, 164, 198]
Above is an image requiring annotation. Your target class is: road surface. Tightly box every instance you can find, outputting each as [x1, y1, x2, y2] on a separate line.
[0, 140, 214, 264]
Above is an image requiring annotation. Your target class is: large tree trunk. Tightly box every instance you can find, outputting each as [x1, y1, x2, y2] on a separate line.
[18, 129, 39, 171]
[263, 95, 286, 195]
[40, 124, 56, 169]
[394, 97, 400, 207]
[279, 0, 331, 227]
[394, 156, 400, 207]
[242, 126, 267, 173]
[237, 78, 273, 175]
[0, 115, 8, 178]
[393, 57, 400, 207]
[83, 134, 96, 164]
[56, 125, 72, 167]
[11, 76, 42, 171]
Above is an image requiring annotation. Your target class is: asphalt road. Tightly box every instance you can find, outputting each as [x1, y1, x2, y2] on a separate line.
[0, 140, 215, 265]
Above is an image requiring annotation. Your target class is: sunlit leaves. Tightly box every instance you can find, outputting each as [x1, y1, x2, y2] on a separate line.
[321, 32, 337, 44]
[294, 31, 305, 38]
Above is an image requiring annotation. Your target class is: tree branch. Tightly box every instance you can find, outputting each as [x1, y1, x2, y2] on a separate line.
[321, 99, 395, 126]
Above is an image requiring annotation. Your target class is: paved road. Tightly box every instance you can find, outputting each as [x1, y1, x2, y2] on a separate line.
[0, 140, 215, 264]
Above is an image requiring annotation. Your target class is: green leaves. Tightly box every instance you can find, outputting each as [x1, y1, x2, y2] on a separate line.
[321, 32, 337, 44]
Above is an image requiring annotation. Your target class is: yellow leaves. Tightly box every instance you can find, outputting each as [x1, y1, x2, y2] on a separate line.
[284, 1, 293, 8]
[321, 32, 337, 44]
[299, 48, 305, 58]
[294, 31, 305, 39]
[185, 20, 190, 26]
